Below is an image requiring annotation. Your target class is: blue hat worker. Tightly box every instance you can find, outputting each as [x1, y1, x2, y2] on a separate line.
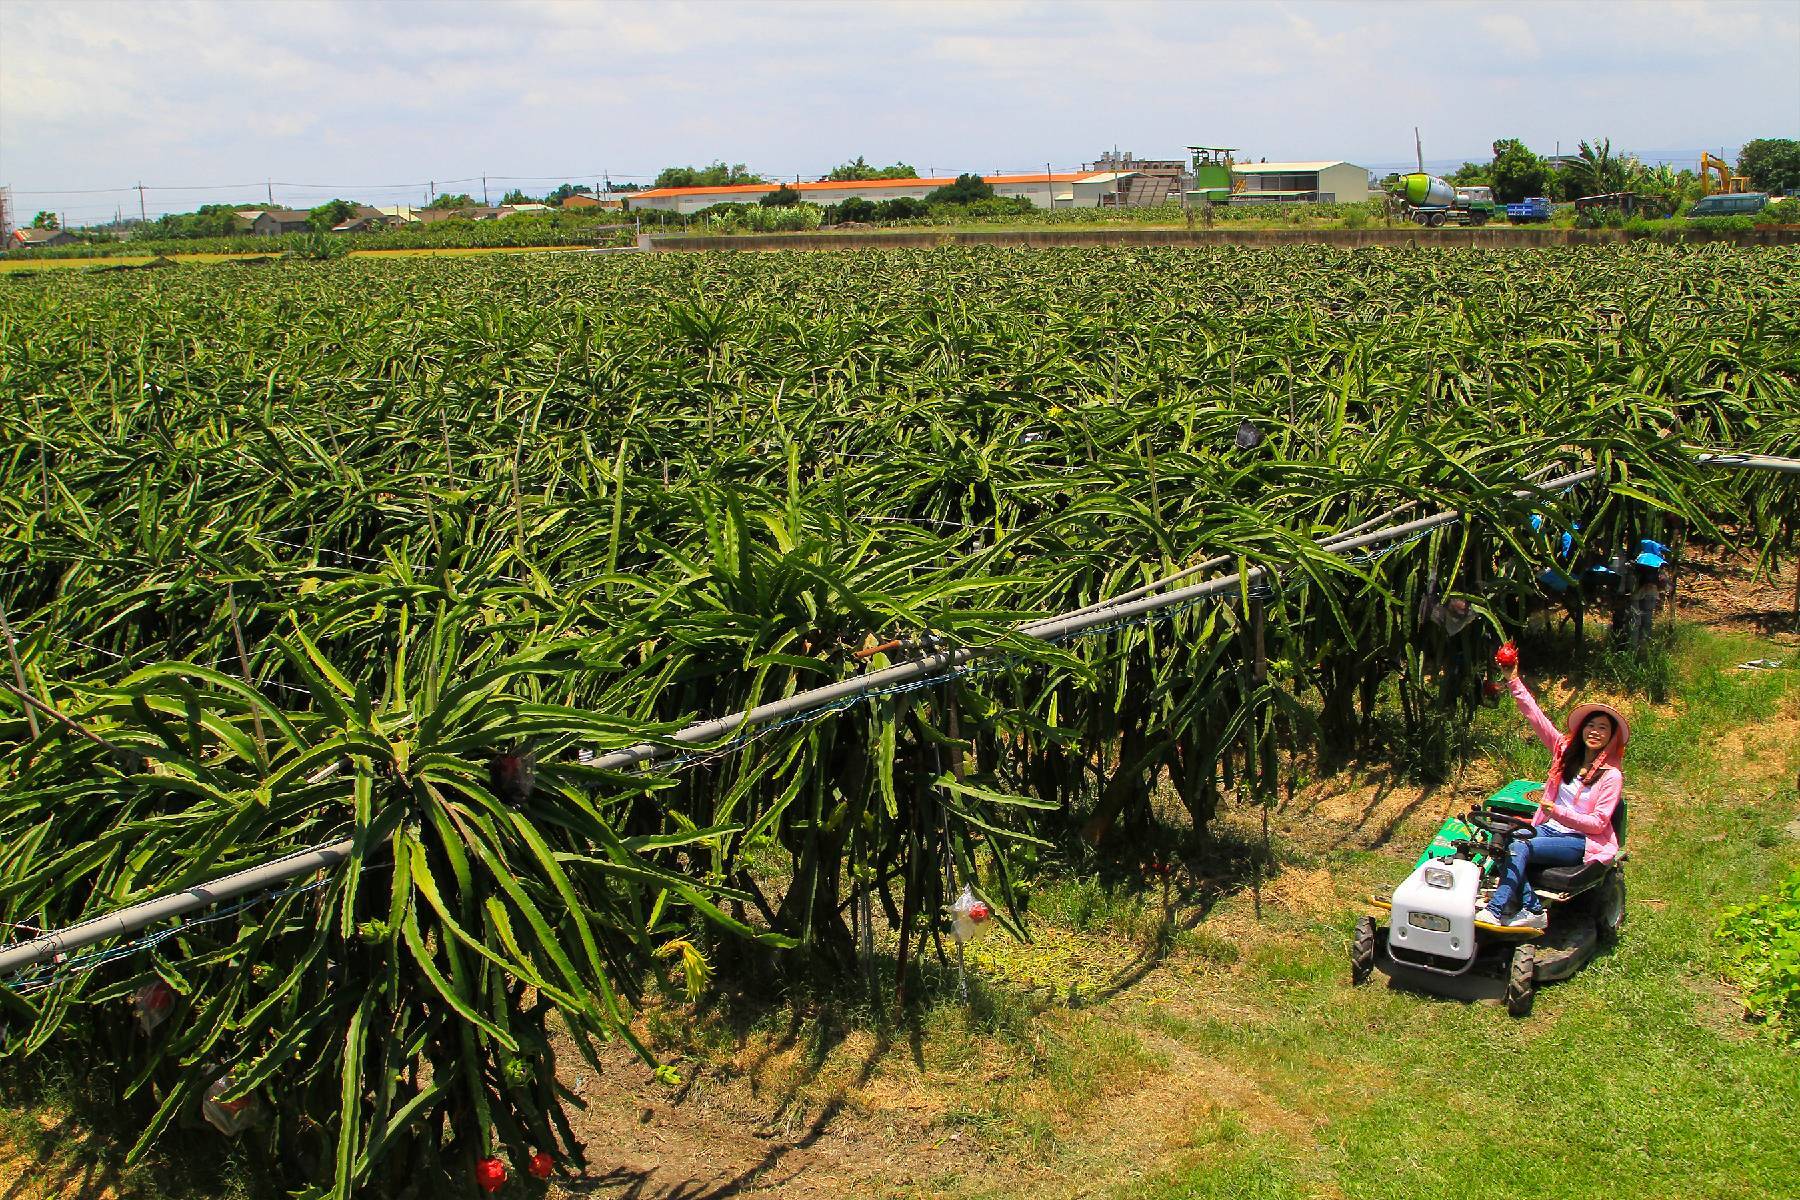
[1530, 513, 1581, 593]
[1634, 539, 1668, 570]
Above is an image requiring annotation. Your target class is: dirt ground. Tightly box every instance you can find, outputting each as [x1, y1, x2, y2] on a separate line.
[1675, 537, 1800, 648]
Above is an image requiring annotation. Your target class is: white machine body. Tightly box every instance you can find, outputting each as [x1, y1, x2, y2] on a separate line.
[1387, 856, 1481, 973]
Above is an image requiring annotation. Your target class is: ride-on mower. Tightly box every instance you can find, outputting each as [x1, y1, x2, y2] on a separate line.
[1351, 780, 1626, 1016]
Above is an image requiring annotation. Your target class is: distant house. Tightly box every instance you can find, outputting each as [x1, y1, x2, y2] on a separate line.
[9, 227, 76, 248]
[331, 206, 404, 233]
[497, 203, 552, 217]
[414, 205, 504, 225]
[561, 193, 624, 210]
[234, 209, 312, 236]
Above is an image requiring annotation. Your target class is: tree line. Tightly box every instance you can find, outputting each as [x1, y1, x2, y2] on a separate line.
[1425, 136, 1798, 208]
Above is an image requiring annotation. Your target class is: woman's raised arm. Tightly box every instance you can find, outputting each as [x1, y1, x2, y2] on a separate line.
[1508, 677, 1562, 752]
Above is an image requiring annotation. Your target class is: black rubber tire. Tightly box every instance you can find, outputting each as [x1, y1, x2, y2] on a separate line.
[1351, 917, 1377, 985]
[1597, 871, 1626, 947]
[1506, 944, 1537, 1017]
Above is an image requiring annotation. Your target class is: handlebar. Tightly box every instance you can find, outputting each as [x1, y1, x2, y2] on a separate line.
[1466, 809, 1535, 840]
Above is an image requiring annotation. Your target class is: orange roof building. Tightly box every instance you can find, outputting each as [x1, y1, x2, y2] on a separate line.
[626, 171, 1133, 215]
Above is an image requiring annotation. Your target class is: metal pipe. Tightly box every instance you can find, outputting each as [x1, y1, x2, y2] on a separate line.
[0, 841, 356, 976]
[1061, 464, 1595, 623]
[1695, 451, 1800, 474]
[0, 464, 1648, 979]
[1, 503, 1453, 977]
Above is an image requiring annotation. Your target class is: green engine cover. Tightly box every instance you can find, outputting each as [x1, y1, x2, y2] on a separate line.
[1412, 780, 1542, 870]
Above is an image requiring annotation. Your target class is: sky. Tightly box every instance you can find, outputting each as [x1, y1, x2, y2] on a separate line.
[2, 0, 1796, 225]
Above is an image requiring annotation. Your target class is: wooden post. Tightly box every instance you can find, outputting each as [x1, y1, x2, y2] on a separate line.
[2, 682, 127, 756]
[1250, 594, 1270, 922]
[0, 596, 39, 741]
[440, 410, 457, 488]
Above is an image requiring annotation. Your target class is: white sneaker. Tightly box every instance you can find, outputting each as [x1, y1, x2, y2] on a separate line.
[1507, 908, 1547, 931]
[1474, 907, 1504, 926]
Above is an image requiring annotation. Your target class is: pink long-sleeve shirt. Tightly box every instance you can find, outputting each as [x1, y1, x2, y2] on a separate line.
[1508, 678, 1622, 864]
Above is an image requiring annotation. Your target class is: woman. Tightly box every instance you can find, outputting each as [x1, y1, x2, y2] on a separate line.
[1475, 657, 1628, 930]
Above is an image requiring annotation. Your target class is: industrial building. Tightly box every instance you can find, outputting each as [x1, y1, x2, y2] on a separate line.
[627, 172, 1135, 215]
[1218, 161, 1374, 204]
[1087, 151, 1187, 206]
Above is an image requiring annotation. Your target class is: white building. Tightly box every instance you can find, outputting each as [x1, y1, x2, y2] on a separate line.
[1219, 161, 1374, 204]
[626, 171, 1135, 215]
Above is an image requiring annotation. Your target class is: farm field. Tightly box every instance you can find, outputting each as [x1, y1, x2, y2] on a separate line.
[1, 246, 1797, 1197]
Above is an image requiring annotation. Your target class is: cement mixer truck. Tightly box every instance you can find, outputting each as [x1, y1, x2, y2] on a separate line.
[1393, 173, 1497, 227]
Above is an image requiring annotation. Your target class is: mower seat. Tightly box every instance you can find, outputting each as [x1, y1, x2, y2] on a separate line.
[1529, 859, 1607, 894]
[1527, 797, 1627, 897]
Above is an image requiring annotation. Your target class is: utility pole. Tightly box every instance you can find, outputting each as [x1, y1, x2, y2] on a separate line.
[1046, 161, 1054, 209]
[429, 179, 435, 206]
[482, 174, 489, 206]
[267, 178, 274, 206]
[137, 182, 147, 223]
[1414, 127, 1424, 174]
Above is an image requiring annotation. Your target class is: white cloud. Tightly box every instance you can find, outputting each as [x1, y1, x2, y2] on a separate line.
[0, 0, 1793, 223]
[1477, 14, 1542, 61]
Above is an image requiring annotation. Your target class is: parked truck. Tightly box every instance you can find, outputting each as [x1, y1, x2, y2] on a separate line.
[1505, 196, 1552, 224]
[1393, 173, 1496, 226]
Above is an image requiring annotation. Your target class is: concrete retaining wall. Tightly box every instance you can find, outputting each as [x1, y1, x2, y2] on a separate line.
[647, 226, 1800, 253]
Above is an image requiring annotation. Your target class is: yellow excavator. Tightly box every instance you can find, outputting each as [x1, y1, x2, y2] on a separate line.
[1699, 152, 1749, 196]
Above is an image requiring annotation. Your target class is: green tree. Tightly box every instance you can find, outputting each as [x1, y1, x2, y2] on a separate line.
[834, 196, 877, 223]
[875, 197, 927, 220]
[654, 162, 765, 189]
[546, 183, 593, 205]
[924, 173, 993, 206]
[1634, 164, 1691, 216]
[425, 193, 476, 211]
[307, 199, 360, 230]
[1447, 162, 1490, 186]
[759, 184, 802, 207]
[1736, 138, 1800, 193]
[1558, 138, 1640, 200]
[500, 189, 538, 205]
[826, 156, 920, 182]
[1487, 138, 1550, 203]
[30, 211, 59, 229]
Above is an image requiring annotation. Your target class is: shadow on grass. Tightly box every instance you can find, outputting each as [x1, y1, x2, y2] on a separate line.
[0, 1052, 273, 1200]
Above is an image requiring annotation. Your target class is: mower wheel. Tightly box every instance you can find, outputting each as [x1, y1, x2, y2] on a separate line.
[1506, 944, 1537, 1017]
[1598, 872, 1626, 946]
[1351, 917, 1378, 985]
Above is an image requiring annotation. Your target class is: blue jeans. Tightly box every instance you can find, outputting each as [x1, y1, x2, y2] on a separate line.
[1488, 831, 1587, 915]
